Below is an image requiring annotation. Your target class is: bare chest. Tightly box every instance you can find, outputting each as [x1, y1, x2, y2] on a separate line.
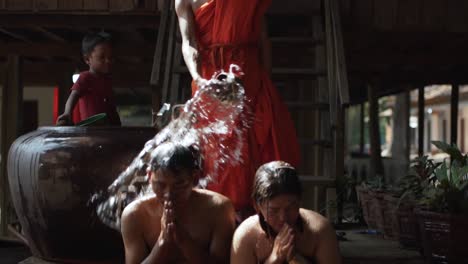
[143, 211, 213, 252]
[254, 231, 317, 262]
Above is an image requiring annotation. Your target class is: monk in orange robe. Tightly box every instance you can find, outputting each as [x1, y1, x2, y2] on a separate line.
[175, 0, 300, 215]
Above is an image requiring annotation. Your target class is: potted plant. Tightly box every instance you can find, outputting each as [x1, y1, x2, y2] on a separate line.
[417, 141, 468, 263]
[395, 155, 441, 249]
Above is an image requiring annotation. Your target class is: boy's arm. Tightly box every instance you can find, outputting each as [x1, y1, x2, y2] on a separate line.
[175, 0, 204, 84]
[56, 90, 80, 125]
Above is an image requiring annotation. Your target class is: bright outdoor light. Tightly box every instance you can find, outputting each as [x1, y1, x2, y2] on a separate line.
[72, 73, 80, 84]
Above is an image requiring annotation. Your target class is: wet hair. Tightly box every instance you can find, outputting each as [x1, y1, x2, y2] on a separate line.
[148, 142, 198, 175]
[252, 161, 302, 204]
[82, 32, 112, 55]
[253, 161, 303, 237]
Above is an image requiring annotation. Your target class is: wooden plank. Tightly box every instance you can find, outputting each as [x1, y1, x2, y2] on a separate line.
[373, 0, 397, 30]
[57, 0, 82, 10]
[331, 0, 349, 104]
[352, 0, 374, 28]
[396, 0, 422, 30]
[146, 0, 158, 11]
[0, 0, 5, 9]
[447, 0, 468, 32]
[35, 0, 58, 10]
[83, 0, 108, 10]
[421, 0, 447, 31]
[150, 0, 170, 86]
[109, 0, 134, 11]
[0, 14, 157, 28]
[6, 0, 32, 10]
[0, 42, 153, 57]
[269, 0, 320, 15]
[0, 55, 23, 236]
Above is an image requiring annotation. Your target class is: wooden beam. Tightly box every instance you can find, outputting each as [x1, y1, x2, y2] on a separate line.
[451, 83, 459, 145]
[0, 42, 154, 57]
[32, 26, 66, 43]
[418, 86, 425, 157]
[0, 55, 23, 236]
[21, 61, 152, 87]
[0, 27, 30, 42]
[0, 14, 159, 28]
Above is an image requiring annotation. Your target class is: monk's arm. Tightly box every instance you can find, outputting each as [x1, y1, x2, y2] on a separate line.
[259, 18, 272, 75]
[121, 206, 170, 264]
[175, 0, 203, 83]
[314, 220, 342, 264]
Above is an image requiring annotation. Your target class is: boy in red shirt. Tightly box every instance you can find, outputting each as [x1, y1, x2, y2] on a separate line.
[57, 32, 121, 126]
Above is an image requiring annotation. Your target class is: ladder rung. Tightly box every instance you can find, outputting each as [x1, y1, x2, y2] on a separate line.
[272, 68, 325, 75]
[298, 139, 333, 148]
[270, 37, 324, 45]
[285, 102, 329, 110]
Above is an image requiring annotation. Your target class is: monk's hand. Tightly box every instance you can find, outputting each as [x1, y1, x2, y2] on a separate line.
[267, 224, 295, 264]
[194, 76, 209, 88]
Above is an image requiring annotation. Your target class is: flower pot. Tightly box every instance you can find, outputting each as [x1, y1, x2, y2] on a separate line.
[418, 210, 468, 263]
[397, 204, 421, 249]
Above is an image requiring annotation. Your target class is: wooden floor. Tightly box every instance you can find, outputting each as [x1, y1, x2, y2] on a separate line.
[2, 230, 425, 264]
[340, 229, 424, 264]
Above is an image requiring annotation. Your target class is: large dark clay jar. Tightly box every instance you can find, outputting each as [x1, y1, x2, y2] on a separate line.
[7, 126, 156, 263]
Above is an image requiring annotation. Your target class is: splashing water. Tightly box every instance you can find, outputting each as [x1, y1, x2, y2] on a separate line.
[92, 65, 252, 230]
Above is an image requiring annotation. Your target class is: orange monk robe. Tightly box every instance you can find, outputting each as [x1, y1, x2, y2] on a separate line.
[193, 0, 300, 211]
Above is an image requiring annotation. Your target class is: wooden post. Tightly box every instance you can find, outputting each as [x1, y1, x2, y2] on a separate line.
[359, 103, 365, 153]
[404, 88, 411, 163]
[0, 55, 23, 236]
[391, 88, 410, 161]
[418, 86, 425, 157]
[367, 83, 384, 178]
[451, 83, 459, 146]
[150, 0, 171, 125]
[335, 97, 344, 224]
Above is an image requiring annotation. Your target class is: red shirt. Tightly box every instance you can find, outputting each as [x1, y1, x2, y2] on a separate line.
[71, 71, 121, 125]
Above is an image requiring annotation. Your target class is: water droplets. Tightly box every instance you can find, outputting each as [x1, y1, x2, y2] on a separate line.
[92, 65, 253, 230]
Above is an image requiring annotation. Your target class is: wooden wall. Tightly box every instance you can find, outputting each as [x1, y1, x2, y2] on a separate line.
[340, 0, 468, 32]
[0, 0, 158, 12]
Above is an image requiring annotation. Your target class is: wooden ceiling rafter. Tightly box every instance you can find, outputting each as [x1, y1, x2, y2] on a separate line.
[32, 26, 66, 43]
[0, 14, 159, 28]
[0, 27, 30, 42]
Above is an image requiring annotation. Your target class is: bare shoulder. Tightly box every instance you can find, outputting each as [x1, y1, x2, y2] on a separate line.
[121, 194, 157, 226]
[233, 215, 261, 244]
[193, 188, 234, 211]
[300, 208, 335, 235]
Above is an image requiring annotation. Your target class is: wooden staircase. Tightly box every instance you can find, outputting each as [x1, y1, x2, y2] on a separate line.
[151, 0, 349, 222]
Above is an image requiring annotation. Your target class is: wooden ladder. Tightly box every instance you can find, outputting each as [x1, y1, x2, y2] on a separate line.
[150, 0, 349, 222]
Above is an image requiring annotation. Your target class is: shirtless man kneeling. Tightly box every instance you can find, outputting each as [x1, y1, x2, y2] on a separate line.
[121, 142, 236, 264]
[231, 161, 341, 264]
